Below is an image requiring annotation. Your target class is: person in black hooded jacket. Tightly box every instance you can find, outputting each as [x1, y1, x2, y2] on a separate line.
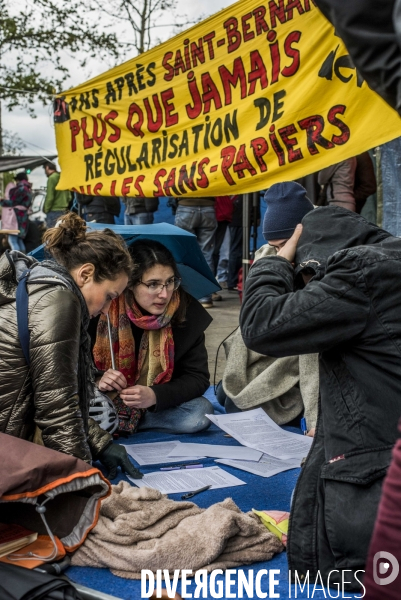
[240, 205, 401, 592]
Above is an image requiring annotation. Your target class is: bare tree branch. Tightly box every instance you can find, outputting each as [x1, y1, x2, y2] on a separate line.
[0, 0, 121, 113]
[95, 0, 194, 56]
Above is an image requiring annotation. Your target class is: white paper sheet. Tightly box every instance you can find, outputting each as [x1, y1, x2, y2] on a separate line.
[127, 466, 246, 494]
[166, 442, 262, 462]
[122, 441, 204, 466]
[207, 408, 313, 460]
[216, 454, 302, 478]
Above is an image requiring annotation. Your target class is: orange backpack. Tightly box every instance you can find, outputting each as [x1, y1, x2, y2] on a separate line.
[0, 433, 110, 568]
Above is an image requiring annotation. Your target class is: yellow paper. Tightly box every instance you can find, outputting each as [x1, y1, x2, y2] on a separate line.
[253, 509, 289, 544]
[54, 0, 401, 197]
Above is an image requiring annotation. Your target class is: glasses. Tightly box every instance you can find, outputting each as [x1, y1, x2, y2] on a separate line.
[138, 277, 181, 294]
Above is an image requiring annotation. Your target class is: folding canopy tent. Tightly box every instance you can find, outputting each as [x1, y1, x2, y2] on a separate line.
[0, 155, 57, 173]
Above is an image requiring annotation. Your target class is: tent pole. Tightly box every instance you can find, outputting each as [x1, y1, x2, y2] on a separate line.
[251, 191, 260, 257]
[242, 193, 251, 281]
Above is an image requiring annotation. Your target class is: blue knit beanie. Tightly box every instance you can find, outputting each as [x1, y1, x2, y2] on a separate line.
[263, 182, 314, 241]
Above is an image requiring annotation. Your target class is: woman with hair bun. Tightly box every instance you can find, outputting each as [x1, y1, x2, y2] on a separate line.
[91, 238, 214, 434]
[0, 212, 142, 480]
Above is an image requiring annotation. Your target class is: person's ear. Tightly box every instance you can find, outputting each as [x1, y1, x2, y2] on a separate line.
[75, 263, 96, 288]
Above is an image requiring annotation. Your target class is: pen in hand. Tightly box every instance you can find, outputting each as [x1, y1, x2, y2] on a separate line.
[300, 417, 308, 436]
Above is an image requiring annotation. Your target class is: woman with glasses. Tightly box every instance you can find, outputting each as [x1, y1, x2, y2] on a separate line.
[91, 239, 214, 434]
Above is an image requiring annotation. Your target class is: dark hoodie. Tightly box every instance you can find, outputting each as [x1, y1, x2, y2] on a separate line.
[240, 206, 401, 591]
[293, 206, 390, 283]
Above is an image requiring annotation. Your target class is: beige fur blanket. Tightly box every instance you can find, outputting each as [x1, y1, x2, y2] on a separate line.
[223, 329, 319, 429]
[71, 482, 283, 579]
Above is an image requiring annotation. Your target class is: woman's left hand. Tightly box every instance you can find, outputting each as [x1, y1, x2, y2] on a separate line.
[120, 385, 157, 409]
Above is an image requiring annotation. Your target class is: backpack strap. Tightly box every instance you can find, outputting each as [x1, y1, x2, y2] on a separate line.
[16, 269, 31, 367]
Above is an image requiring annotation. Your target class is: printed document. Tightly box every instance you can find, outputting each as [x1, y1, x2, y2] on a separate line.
[216, 454, 301, 478]
[207, 408, 313, 460]
[122, 441, 204, 466]
[128, 466, 246, 494]
[167, 442, 262, 462]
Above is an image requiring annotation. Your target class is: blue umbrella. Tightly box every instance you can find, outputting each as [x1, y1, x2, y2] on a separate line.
[29, 222, 220, 300]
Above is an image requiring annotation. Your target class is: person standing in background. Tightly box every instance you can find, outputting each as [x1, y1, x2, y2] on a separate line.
[76, 193, 121, 224]
[43, 162, 71, 228]
[121, 196, 159, 225]
[318, 158, 357, 212]
[4, 178, 16, 205]
[2, 176, 16, 250]
[1, 172, 32, 252]
[212, 195, 236, 288]
[317, 154, 377, 215]
[174, 197, 220, 309]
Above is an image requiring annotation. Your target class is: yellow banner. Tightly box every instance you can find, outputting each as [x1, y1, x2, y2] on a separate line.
[55, 0, 401, 197]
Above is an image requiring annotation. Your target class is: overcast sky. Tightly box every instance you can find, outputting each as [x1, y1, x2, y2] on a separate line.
[8, 0, 234, 188]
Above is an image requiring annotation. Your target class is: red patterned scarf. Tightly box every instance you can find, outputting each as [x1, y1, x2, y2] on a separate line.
[93, 292, 179, 432]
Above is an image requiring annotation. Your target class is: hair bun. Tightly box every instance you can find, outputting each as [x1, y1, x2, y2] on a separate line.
[42, 211, 132, 282]
[42, 212, 87, 256]
[56, 213, 86, 246]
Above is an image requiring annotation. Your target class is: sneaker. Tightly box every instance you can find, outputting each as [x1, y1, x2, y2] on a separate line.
[200, 300, 213, 309]
[218, 280, 228, 289]
[227, 286, 239, 293]
[212, 292, 222, 301]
